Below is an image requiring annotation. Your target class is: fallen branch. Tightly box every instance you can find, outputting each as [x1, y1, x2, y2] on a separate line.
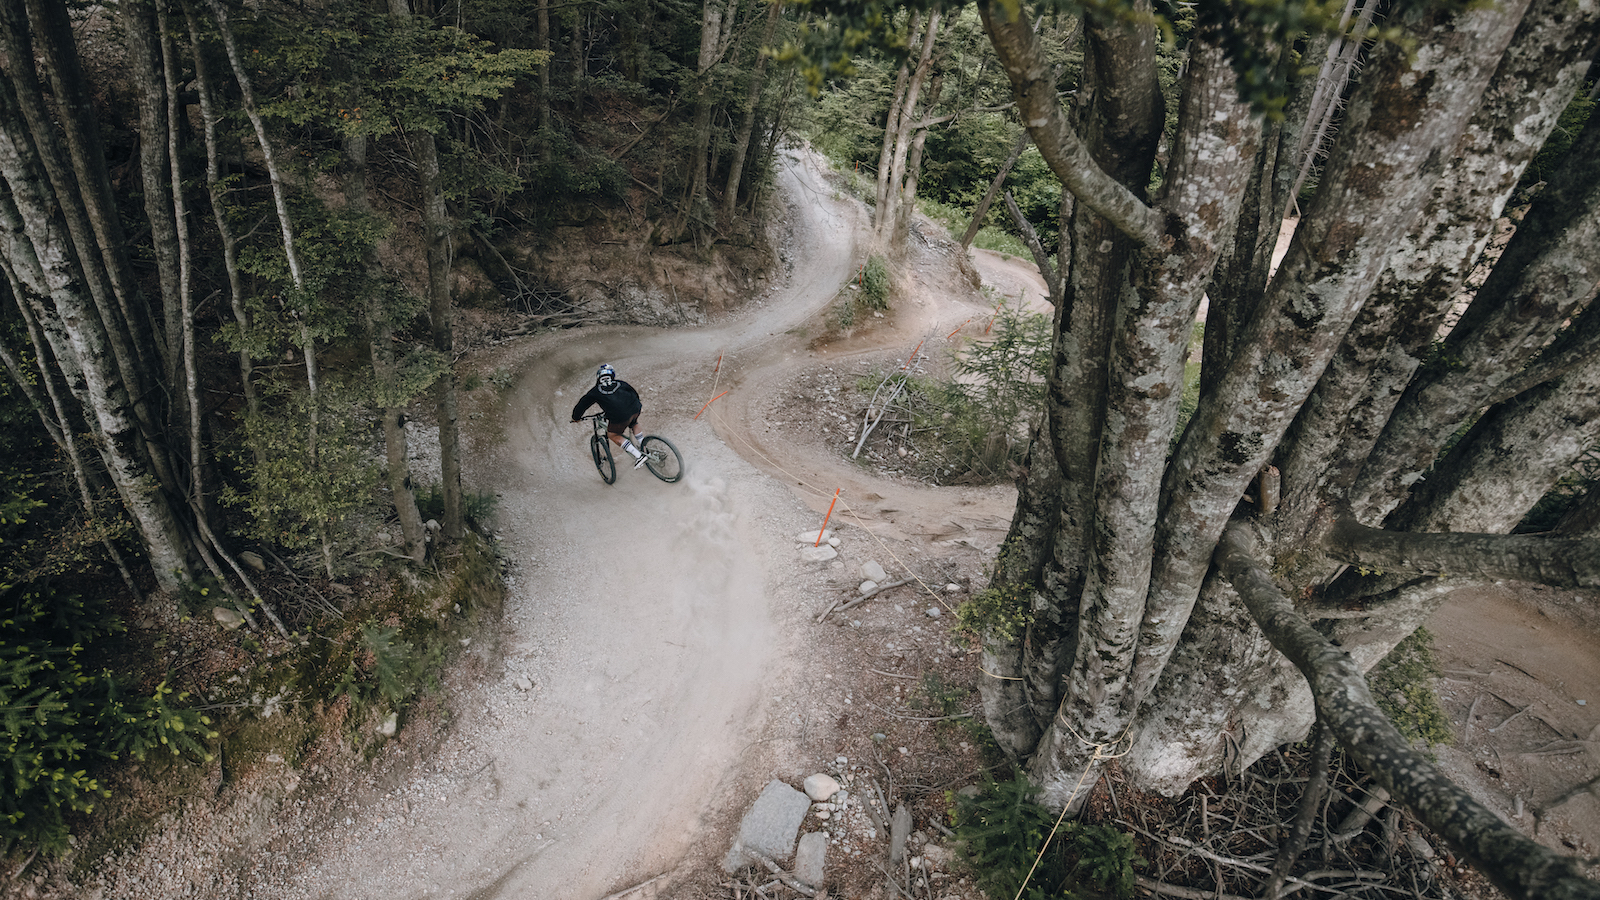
[597, 873, 667, 900]
[751, 852, 816, 897]
[830, 578, 914, 617]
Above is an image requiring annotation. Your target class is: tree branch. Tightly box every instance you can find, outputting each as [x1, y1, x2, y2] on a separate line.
[1003, 189, 1058, 299]
[1218, 520, 1600, 900]
[977, 0, 1163, 246]
[1325, 516, 1600, 588]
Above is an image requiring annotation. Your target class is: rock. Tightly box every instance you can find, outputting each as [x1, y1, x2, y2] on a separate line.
[804, 773, 841, 801]
[796, 528, 834, 544]
[814, 809, 830, 820]
[925, 606, 943, 618]
[795, 832, 828, 889]
[861, 561, 889, 583]
[859, 580, 878, 595]
[722, 780, 811, 872]
[923, 842, 955, 869]
[945, 583, 961, 592]
[513, 674, 533, 691]
[212, 606, 245, 630]
[828, 537, 841, 547]
[377, 712, 398, 737]
[425, 519, 442, 533]
[375, 531, 393, 546]
[238, 550, 266, 572]
[799, 545, 838, 563]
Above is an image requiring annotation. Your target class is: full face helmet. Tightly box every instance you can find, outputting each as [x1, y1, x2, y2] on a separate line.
[596, 363, 618, 394]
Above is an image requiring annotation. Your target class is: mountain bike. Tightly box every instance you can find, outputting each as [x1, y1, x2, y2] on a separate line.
[581, 414, 684, 485]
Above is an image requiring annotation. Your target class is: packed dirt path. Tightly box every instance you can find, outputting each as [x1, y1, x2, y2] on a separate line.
[268, 148, 876, 899]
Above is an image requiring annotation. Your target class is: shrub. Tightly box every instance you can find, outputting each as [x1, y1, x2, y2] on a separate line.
[221, 382, 381, 574]
[0, 586, 215, 851]
[950, 771, 1144, 900]
[859, 255, 891, 311]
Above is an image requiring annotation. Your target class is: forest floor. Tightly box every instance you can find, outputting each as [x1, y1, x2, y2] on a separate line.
[14, 148, 1599, 900]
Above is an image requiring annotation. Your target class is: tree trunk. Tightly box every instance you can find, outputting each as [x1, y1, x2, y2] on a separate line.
[118, 0, 182, 390]
[0, 81, 194, 593]
[721, 0, 781, 221]
[961, 130, 1029, 251]
[183, 0, 258, 425]
[872, 9, 941, 254]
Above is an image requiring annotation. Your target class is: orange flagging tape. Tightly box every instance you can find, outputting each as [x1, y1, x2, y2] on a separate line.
[713, 354, 722, 375]
[946, 318, 972, 340]
[695, 390, 729, 420]
[816, 488, 841, 546]
[901, 339, 925, 370]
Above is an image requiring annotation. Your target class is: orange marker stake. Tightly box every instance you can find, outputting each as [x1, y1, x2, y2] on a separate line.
[694, 390, 729, 421]
[713, 354, 723, 375]
[816, 488, 841, 546]
[946, 318, 972, 340]
[902, 339, 925, 370]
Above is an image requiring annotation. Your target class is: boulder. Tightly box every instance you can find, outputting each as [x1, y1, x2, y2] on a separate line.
[238, 550, 266, 571]
[861, 561, 888, 583]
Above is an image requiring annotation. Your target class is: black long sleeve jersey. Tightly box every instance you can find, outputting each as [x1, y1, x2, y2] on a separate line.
[571, 380, 642, 423]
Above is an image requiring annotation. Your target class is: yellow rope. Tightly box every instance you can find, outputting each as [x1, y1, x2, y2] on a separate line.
[1011, 721, 1135, 900]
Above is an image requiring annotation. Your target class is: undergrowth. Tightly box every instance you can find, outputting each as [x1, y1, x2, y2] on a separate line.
[950, 771, 1144, 900]
[1368, 627, 1453, 747]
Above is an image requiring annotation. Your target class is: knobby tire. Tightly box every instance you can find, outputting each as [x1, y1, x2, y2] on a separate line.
[640, 436, 683, 483]
[591, 434, 616, 484]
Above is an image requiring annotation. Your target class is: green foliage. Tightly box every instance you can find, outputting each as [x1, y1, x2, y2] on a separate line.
[1368, 627, 1453, 748]
[955, 581, 1035, 643]
[859, 255, 891, 310]
[0, 587, 215, 851]
[414, 483, 500, 528]
[914, 672, 966, 717]
[221, 383, 381, 563]
[355, 624, 424, 705]
[950, 770, 1145, 900]
[906, 298, 1049, 479]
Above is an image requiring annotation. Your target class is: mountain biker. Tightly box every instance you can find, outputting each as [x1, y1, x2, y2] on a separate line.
[571, 364, 648, 468]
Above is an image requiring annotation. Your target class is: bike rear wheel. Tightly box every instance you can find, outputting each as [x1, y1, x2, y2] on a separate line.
[590, 434, 616, 484]
[640, 436, 683, 483]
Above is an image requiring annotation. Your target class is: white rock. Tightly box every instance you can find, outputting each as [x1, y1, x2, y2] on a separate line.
[514, 674, 533, 691]
[212, 606, 245, 630]
[238, 550, 267, 571]
[945, 583, 961, 592]
[828, 537, 841, 547]
[814, 810, 831, 820]
[377, 712, 399, 737]
[804, 773, 841, 801]
[859, 580, 878, 595]
[799, 545, 838, 563]
[861, 561, 888, 583]
[797, 529, 834, 544]
[925, 607, 943, 618]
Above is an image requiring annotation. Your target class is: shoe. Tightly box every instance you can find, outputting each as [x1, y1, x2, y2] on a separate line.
[633, 454, 648, 469]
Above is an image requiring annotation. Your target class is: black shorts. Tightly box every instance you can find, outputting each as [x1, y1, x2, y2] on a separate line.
[607, 413, 640, 436]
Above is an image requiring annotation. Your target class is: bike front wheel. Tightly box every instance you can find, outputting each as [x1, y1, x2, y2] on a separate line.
[590, 434, 616, 484]
[640, 436, 683, 483]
